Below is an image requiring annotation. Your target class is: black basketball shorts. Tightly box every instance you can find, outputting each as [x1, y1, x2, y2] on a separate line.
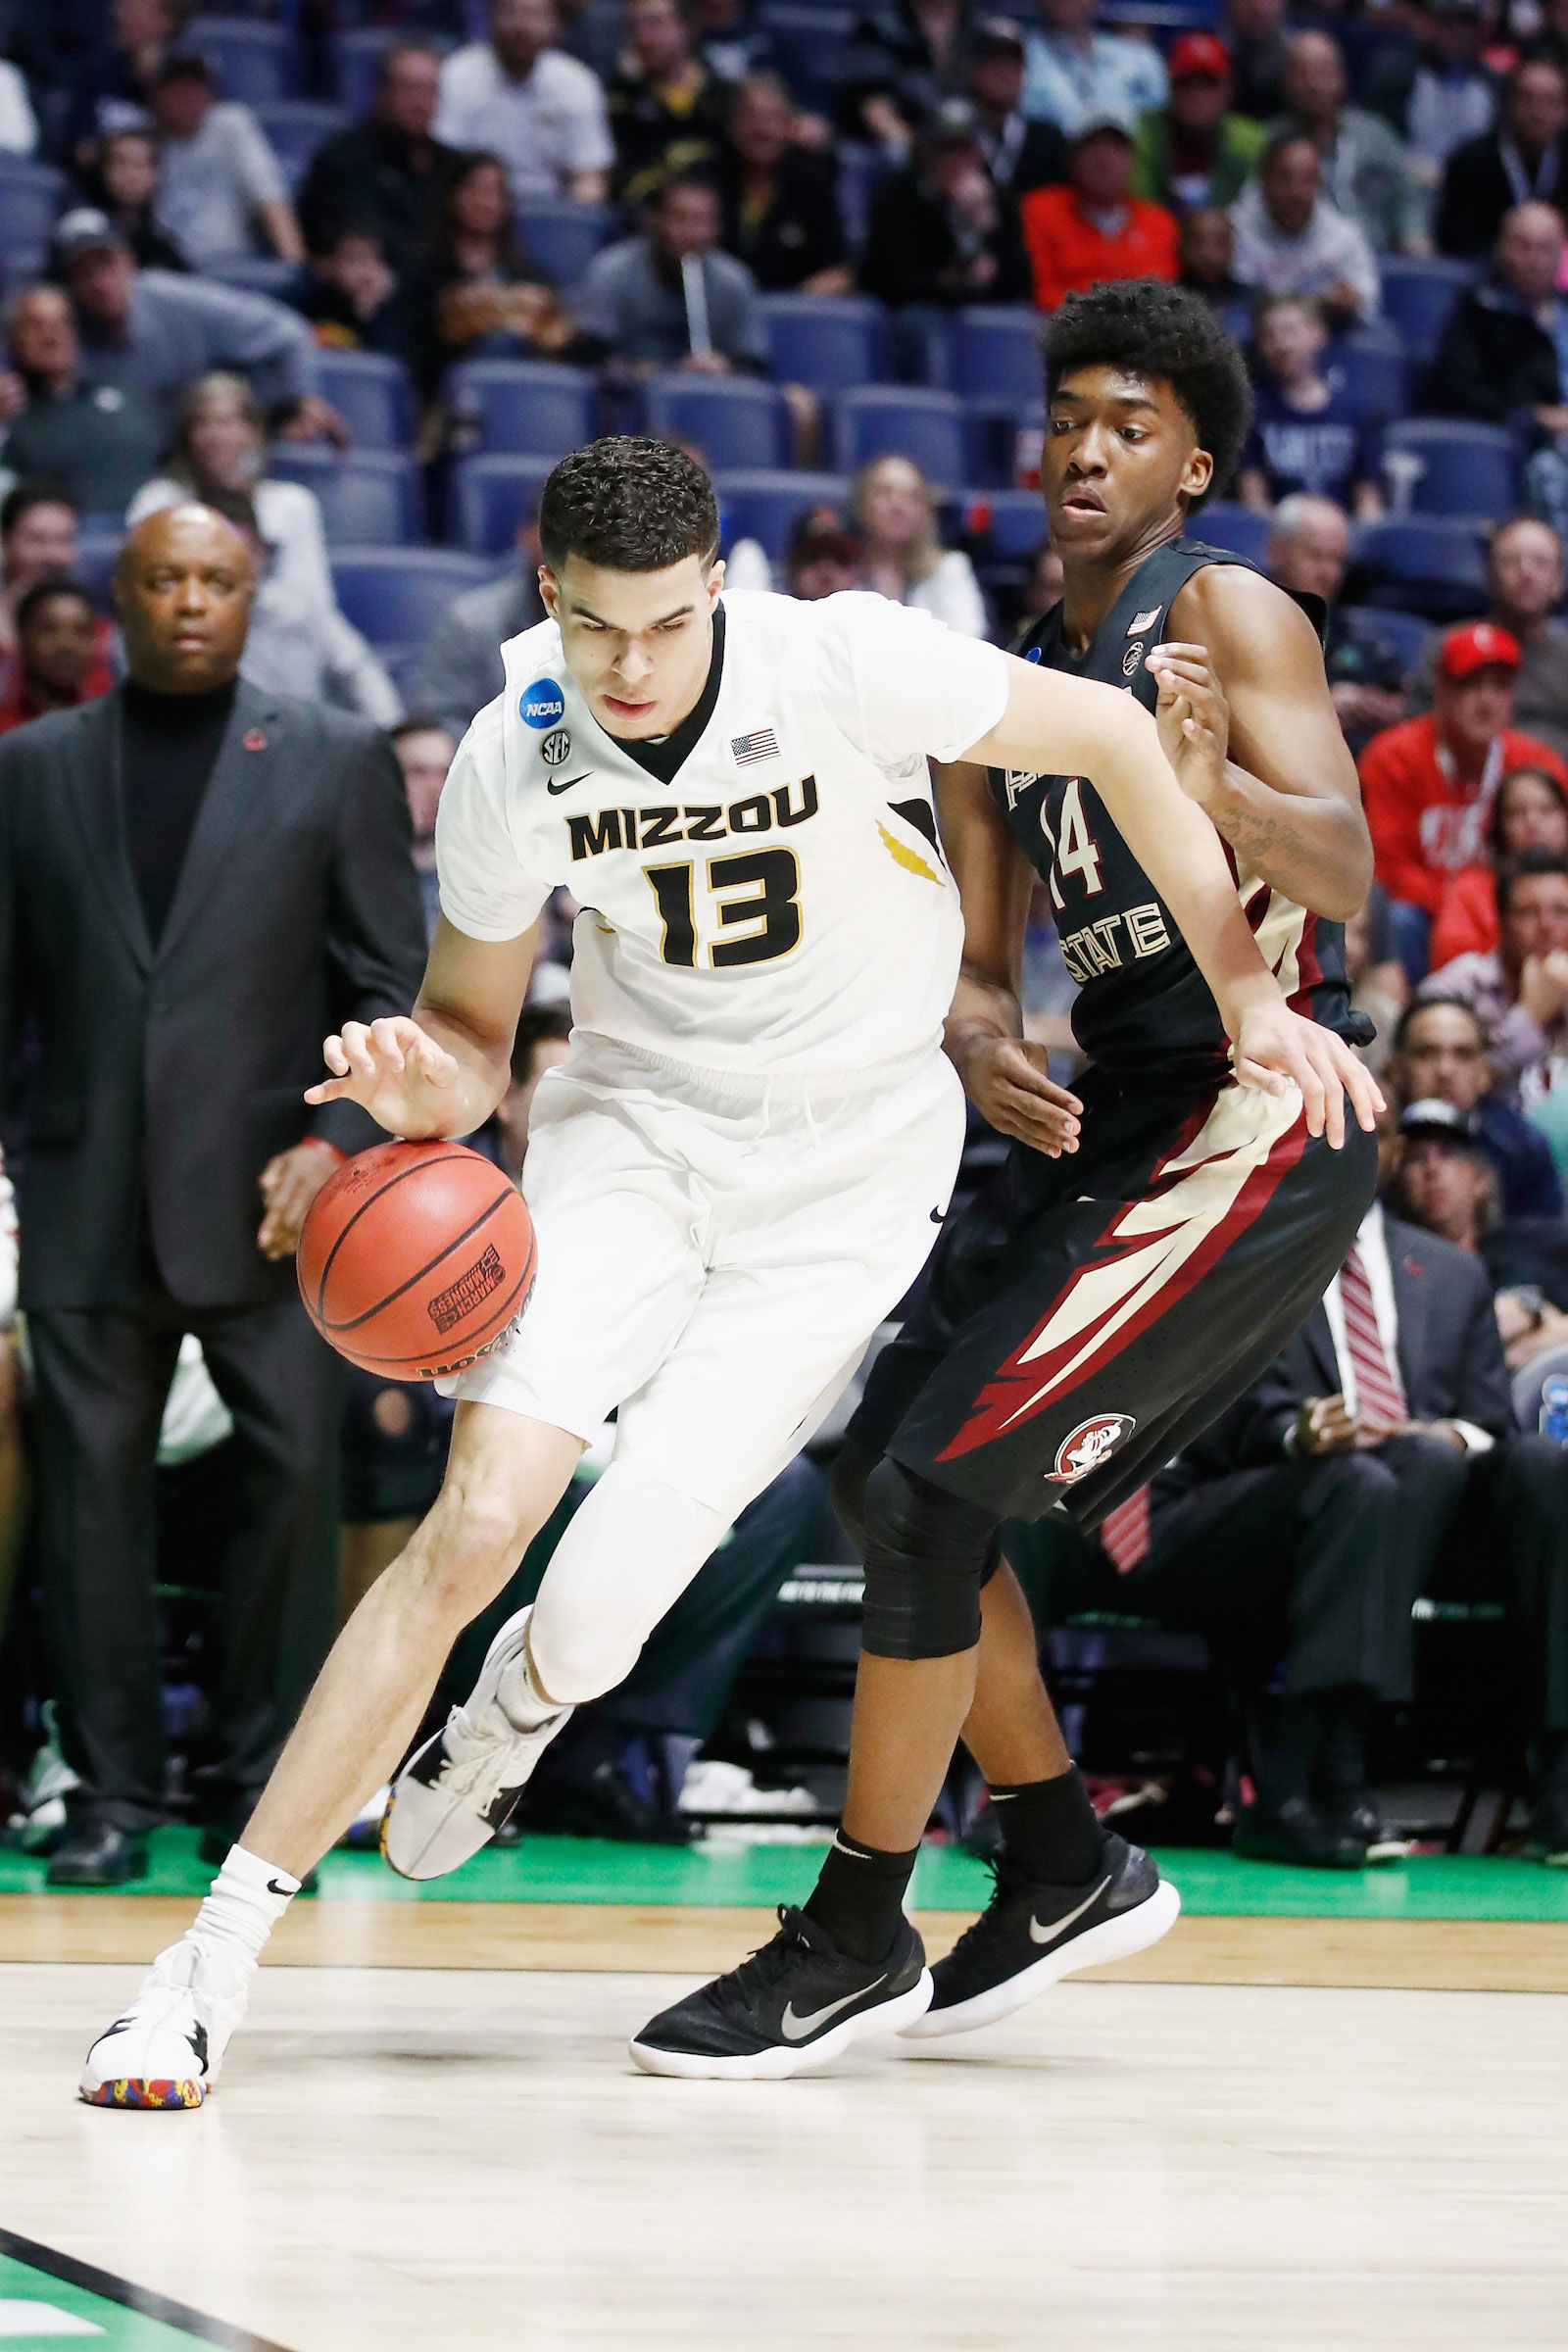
[851, 1063, 1378, 1530]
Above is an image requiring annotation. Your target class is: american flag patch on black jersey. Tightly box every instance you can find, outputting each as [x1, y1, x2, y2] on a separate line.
[730, 728, 778, 766]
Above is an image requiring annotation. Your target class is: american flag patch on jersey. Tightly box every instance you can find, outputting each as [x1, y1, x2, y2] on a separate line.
[730, 728, 778, 766]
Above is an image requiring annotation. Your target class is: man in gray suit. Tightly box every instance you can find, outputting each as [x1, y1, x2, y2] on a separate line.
[411, 526, 544, 742]
[0, 503, 426, 1884]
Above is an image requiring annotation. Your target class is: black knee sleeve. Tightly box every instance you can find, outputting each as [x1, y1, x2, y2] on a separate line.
[830, 1432, 877, 1556]
[859, 1457, 1001, 1660]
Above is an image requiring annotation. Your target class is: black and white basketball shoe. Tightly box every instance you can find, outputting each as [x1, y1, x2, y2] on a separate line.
[629, 1906, 932, 2080]
[900, 1833, 1180, 2041]
[382, 1605, 571, 1881]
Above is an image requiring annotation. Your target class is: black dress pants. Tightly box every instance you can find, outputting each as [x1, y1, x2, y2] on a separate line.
[30, 1291, 344, 1834]
[1372, 1430, 1568, 1738]
[1004, 1449, 1414, 1704]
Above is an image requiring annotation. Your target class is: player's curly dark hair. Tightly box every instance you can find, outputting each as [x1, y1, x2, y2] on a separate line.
[1044, 280, 1253, 503]
[539, 435, 719, 573]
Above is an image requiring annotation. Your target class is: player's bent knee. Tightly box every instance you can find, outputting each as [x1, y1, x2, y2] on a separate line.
[859, 1456, 998, 1661]
[829, 1435, 877, 1554]
[412, 1485, 535, 1623]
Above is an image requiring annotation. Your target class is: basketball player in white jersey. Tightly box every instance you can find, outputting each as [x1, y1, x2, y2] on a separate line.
[81, 438, 1373, 2105]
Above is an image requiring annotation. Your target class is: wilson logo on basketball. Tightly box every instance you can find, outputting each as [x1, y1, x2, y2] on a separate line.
[427, 1246, 507, 1335]
[1048, 1412, 1136, 1485]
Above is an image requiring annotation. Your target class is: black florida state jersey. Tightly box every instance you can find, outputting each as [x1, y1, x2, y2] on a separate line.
[990, 535, 1363, 1094]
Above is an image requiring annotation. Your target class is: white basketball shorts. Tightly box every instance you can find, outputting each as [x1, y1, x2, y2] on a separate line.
[447, 1032, 967, 1517]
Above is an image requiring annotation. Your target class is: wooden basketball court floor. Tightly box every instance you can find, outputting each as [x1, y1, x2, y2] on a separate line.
[0, 1835, 1563, 2352]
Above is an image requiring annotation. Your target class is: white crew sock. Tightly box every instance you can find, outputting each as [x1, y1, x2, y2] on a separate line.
[496, 1644, 564, 1732]
[188, 1843, 301, 1968]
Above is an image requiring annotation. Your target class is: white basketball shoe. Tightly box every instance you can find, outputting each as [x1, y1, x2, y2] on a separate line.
[79, 1938, 252, 2109]
[382, 1606, 571, 1881]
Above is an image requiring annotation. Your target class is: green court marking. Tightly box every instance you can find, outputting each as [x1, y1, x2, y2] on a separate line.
[0, 2239, 284, 2350]
[3, 1828, 1568, 1923]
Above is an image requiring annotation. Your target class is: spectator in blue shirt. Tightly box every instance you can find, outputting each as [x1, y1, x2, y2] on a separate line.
[1238, 293, 1385, 516]
[1021, 0, 1167, 138]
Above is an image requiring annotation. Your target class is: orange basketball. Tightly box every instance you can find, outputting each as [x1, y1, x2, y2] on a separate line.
[297, 1141, 537, 1380]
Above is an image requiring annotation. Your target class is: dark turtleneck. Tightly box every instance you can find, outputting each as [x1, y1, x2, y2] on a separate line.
[121, 675, 238, 946]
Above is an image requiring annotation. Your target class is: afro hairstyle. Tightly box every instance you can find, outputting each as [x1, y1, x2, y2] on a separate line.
[1043, 279, 1253, 502]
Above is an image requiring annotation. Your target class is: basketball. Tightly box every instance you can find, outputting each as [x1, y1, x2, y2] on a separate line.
[296, 1140, 536, 1380]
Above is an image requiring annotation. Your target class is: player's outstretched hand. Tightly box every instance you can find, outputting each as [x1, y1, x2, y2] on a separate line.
[1230, 1002, 1384, 1150]
[1149, 642, 1229, 807]
[304, 1017, 466, 1139]
[955, 1035, 1083, 1157]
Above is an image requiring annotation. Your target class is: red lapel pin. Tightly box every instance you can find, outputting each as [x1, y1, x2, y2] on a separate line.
[1404, 1254, 1423, 1276]
[243, 728, 267, 753]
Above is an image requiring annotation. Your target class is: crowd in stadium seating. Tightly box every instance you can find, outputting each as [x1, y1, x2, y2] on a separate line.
[0, 0, 1566, 1874]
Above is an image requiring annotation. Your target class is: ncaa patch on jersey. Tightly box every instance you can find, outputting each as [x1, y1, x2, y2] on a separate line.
[1049, 1412, 1136, 1485]
[541, 728, 571, 766]
[520, 678, 566, 729]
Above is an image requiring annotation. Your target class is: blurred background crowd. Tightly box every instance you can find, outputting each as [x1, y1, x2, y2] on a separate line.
[0, 0, 1566, 1885]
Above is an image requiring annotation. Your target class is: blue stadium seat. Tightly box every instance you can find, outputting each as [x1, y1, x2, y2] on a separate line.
[1380, 258, 1477, 363]
[515, 201, 615, 288]
[835, 145, 885, 257]
[315, 350, 416, 450]
[758, 295, 889, 392]
[958, 488, 1047, 564]
[252, 101, 346, 189]
[187, 16, 293, 103]
[330, 547, 498, 650]
[452, 455, 557, 555]
[829, 387, 968, 484]
[1331, 325, 1407, 421]
[74, 525, 125, 612]
[1348, 515, 1490, 619]
[1381, 419, 1519, 520]
[331, 27, 399, 114]
[644, 376, 792, 470]
[0, 159, 67, 278]
[714, 468, 852, 560]
[946, 308, 1045, 406]
[1339, 604, 1435, 681]
[446, 360, 597, 457]
[268, 448, 423, 545]
[204, 257, 298, 297]
[758, 4, 856, 110]
[1188, 500, 1272, 564]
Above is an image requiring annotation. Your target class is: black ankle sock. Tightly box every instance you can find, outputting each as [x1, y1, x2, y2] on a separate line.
[804, 1830, 919, 1965]
[1253, 1694, 1320, 1815]
[1312, 1691, 1368, 1807]
[988, 1765, 1103, 1886]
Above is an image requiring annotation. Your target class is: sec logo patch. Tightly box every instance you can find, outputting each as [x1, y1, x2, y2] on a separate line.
[1122, 640, 1145, 676]
[1048, 1412, 1136, 1485]
[541, 728, 571, 766]
[520, 678, 565, 729]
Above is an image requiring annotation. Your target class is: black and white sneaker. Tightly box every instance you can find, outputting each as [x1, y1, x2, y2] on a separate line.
[629, 1905, 932, 2080]
[900, 1833, 1180, 2042]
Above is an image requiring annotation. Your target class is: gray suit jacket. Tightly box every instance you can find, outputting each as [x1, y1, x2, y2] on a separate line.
[0, 680, 427, 1311]
[411, 569, 543, 741]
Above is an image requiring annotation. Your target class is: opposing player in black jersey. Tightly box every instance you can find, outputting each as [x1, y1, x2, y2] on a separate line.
[633, 281, 1385, 2077]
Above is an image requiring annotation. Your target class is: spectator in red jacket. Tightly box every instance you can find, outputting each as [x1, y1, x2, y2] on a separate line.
[0, 581, 111, 734]
[1359, 618, 1568, 981]
[1020, 104, 1179, 312]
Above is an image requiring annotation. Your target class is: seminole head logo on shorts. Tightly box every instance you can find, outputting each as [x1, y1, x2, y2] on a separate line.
[1048, 1412, 1137, 1485]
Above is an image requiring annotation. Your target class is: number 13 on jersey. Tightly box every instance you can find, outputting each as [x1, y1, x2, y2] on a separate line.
[646, 849, 803, 968]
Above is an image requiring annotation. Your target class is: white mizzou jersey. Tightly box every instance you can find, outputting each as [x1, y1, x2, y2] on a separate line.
[435, 589, 1009, 1076]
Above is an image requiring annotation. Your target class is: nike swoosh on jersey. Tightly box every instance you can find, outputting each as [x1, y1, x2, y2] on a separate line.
[780, 1975, 887, 2040]
[546, 773, 592, 796]
[1029, 1876, 1110, 1945]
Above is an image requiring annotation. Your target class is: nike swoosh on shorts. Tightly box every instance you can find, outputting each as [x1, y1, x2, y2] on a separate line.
[1029, 1875, 1111, 1946]
[780, 1976, 887, 2040]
